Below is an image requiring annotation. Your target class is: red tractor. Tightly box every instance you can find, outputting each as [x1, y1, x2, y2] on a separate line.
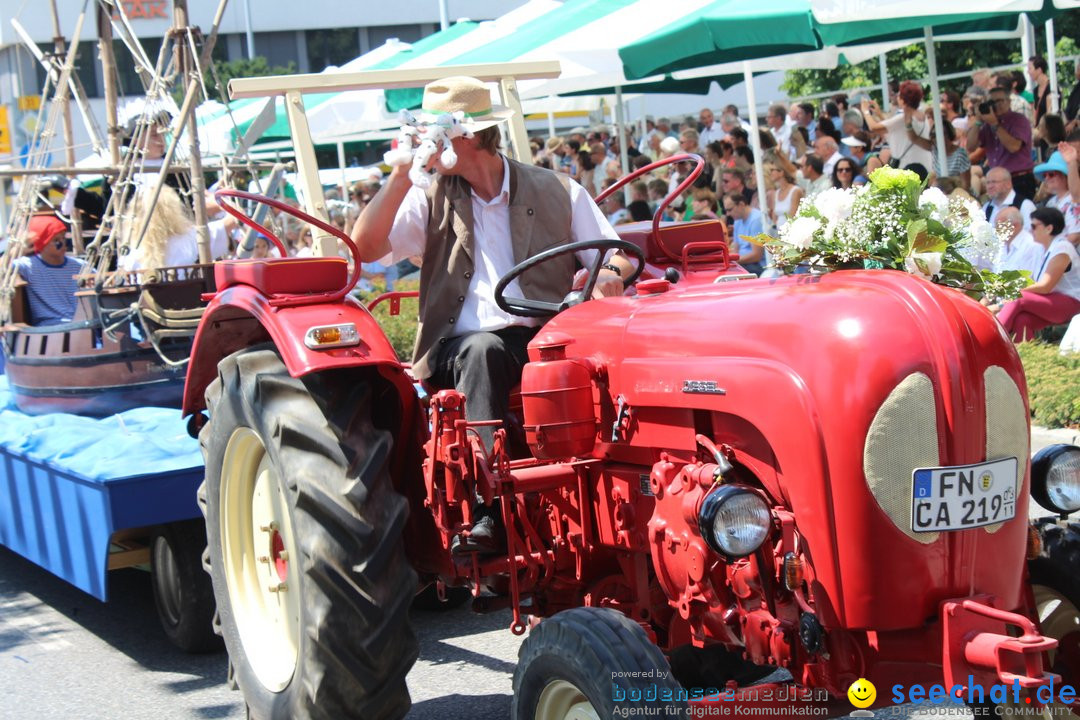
[183, 155, 1079, 719]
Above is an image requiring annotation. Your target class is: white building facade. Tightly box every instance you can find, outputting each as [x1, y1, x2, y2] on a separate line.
[0, 0, 524, 164]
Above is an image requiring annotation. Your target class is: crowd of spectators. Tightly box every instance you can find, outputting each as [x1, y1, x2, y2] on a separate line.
[17, 56, 1080, 325]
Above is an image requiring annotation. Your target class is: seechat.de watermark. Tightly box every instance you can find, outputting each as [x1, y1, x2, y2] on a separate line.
[889, 677, 1076, 715]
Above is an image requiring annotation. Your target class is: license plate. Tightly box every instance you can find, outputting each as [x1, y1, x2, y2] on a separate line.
[911, 457, 1018, 532]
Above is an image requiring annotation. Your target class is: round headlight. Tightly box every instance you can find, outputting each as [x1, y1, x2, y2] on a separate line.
[698, 486, 773, 558]
[1031, 444, 1080, 515]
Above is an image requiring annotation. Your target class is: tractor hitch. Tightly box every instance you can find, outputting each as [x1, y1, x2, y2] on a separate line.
[942, 597, 1059, 692]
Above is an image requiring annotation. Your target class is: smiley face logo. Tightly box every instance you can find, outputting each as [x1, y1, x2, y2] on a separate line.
[847, 678, 876, 709]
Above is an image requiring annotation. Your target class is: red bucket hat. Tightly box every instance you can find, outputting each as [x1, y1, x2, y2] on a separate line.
[27, 215, 68, 254]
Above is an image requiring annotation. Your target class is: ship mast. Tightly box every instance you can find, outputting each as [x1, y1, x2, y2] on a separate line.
[173, 0, 211, 264]
[96, 1, 120, 167]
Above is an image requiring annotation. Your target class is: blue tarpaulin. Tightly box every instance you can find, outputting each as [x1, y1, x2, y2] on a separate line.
[0, 375, 204, 600]
[0, 375, 201, 479]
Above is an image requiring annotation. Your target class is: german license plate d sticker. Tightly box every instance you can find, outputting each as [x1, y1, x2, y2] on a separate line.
[911, 457, 1018, 532]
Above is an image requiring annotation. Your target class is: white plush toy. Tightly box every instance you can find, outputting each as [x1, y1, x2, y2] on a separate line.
[383, 110, 475, 188]
[383, 109, 420, 168]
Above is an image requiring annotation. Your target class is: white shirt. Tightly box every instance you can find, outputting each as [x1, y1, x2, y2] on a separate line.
[983, 190, 1036, 231]
[120, 219, 231, 271]
[1048, 193, 1080, 238]
[881, 113, 932, 171]
[821, 151, 840, 178]
[995, 229, 1044, 276]
[770, 123, 795, 161]
[387, 156, 619, 335]
[699, 123, 722, 151]
[1038, 237, 1080, 302]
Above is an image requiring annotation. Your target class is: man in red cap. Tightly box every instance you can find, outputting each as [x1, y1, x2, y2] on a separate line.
[15, 215, 85, 326]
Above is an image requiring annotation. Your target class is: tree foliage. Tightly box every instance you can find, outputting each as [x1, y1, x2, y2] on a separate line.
[781, 13, 1080, 100]
[205, 57, 297, 101]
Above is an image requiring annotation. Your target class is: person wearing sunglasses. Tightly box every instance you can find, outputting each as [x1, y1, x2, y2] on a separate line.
[831, 158, 861, 190]
[1036, 145, 1080, 245]
[996, 207, 1080, 341]
[13, 214, 85, 326]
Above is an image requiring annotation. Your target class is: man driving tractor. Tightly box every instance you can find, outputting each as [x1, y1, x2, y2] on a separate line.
[352, 76, 633, 554]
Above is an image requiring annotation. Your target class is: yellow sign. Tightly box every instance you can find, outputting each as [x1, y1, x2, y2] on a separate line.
[0, 106, 10, 156]
[17, 95, 40, 112]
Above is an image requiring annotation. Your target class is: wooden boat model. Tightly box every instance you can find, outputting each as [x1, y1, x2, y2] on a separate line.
[2, 264, 214, 416]
[0, 0, 260, 416]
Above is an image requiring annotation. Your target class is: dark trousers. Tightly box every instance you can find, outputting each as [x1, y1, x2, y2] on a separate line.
[429, 325, 539, 452]
[1012, 171, 1037, 202]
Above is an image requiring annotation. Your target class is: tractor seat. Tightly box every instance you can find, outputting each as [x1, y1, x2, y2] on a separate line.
[617, 219, 727, 265]
[214, 257, 348, 296]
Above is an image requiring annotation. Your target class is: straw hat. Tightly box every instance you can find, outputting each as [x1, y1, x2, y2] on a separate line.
[419, 76, 514, 131]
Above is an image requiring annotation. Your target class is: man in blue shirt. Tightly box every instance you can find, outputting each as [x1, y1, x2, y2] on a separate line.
[723, 193, 765, 275]
[15, 215, 85, 326]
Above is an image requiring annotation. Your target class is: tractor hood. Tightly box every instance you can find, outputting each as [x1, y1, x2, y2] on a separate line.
[538, 271, 1031, 630]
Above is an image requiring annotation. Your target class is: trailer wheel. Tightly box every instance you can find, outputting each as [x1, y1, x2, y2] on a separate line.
[512, 607, 687, 719]
[199, 347, 418, 720]
[150, 520, 222, 653]
[1030, 520, 1080, 697]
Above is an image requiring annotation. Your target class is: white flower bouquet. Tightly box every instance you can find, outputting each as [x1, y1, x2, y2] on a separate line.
[747, 167, 1029, 302]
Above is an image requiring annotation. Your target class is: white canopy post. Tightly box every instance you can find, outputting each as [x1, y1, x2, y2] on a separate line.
[547, 111, 555, 138]
[1021, 14, 1035, 93]
[923, 27, 948, 180]
[615, 84, 629, 179]
[337, 140, 348, 201]
[743, 61, 771, 233]
[879, 53, 891, 112]
[1046, 20, 1060, 114]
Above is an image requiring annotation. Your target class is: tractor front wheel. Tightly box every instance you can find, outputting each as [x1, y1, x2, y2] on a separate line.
[512, 607, 687, 719]
[1030, 520, 1080, 704]
[199, 347, 418, 720]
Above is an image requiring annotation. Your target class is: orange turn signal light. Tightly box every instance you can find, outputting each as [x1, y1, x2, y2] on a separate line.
[783, 552, 804, 591]
[1026, 524, 1042, 561]
[304, 323, 359, 349]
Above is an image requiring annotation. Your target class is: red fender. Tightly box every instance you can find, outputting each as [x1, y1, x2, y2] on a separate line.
[181, 284, 407, 416]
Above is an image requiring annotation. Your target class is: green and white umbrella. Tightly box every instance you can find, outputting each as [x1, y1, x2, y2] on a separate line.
[617, 0, 1057, 81]
[197, 37, 418, 156]
[378, 0, 565, 113]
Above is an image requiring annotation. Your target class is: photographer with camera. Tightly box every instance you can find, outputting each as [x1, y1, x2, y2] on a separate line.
[966, 85, 1035, 201]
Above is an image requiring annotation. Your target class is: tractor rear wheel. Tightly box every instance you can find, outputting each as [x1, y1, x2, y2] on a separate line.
[512, 607, 687, 719]
[1030, 520, 1080, 710]
[199, 347, 418, 720]
[149, 519, 222, 653]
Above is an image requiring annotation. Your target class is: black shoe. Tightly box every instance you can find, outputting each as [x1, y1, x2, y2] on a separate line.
[450, 513, 506, 556]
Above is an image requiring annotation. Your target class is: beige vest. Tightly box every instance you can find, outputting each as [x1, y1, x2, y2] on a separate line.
[412, 157, 574, 380]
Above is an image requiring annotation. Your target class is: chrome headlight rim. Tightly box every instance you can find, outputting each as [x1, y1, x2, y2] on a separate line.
[1031, 443, 1080, 515]
[697, 485, 774, 559]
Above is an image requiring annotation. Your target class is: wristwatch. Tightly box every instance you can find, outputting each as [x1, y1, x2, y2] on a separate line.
[601, 263, 622, 275]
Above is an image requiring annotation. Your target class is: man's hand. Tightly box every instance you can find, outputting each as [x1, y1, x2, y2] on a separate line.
[592, 268, 625, 299]
[1059, 140, 1078, 165]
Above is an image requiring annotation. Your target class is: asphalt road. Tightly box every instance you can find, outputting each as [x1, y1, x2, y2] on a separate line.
[0, 545, 525, 719]
[1, 426, 1076, 719]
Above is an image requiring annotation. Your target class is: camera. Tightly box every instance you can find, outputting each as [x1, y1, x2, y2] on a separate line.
[978, 101, 994, 115]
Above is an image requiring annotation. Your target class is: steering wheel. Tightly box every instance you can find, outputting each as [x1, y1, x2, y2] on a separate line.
[494, 238, 645, 318]
[594, 153, 705, 263]
[214, 188, 363, 303]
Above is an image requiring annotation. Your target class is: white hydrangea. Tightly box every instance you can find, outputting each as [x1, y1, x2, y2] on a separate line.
[904, 251, 944, 280]
[919, 187, 949, 220]
[814, 188, 856, 227]
[782, 216, 821, 250]
[961, 218, 1000, 270]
